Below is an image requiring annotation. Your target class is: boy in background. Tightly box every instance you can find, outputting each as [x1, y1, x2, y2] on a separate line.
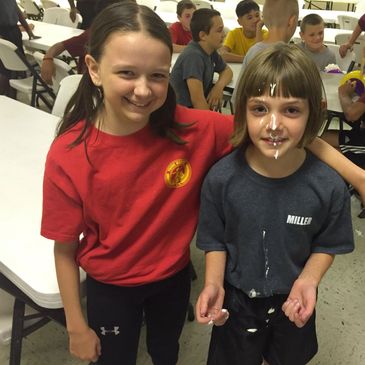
[169, 0, 196, 53]
[220, 0, 268, 63]
[170, 8, 232, 110]
[298, 14, 335, 71]
[232, 0, 299, 105]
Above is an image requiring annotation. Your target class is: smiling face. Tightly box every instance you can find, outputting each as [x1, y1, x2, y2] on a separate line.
[246, 94, 309, 164]
[300, 23, 325, 53]
[178, 8, 195, 31]
[238, 9, 261, 37]
[86, 31, 171, 136]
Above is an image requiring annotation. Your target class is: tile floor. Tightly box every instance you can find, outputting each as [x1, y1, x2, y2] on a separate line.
[0, 196, 364, 365]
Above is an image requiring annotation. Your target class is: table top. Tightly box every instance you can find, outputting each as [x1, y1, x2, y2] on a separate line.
[0, 96, 85, 309]
[292, 26, 353, 44]
[22, 20, 83, 52]
[299, 8, 355, 23]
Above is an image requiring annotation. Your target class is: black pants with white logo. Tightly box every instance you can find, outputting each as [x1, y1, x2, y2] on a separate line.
[86, 265, 191, 365]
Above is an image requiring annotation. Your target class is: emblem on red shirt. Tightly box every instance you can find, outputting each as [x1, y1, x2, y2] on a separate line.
[164, 159, 192, 188]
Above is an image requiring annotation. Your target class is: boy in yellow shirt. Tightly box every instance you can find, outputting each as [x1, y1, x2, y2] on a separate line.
[219, 0, 268, 63]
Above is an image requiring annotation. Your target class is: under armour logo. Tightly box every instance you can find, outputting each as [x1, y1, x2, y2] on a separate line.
[100, 326, 120, 335]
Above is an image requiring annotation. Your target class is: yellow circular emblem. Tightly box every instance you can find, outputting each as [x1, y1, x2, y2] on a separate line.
[164, 159, 192, 188]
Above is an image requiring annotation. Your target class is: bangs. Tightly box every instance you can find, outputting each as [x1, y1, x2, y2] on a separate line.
[241, 55, 314, 100]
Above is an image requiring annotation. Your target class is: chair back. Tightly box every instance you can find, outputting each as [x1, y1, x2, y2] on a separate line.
[355, 1, 365, 14]
[192, 0, 212, 9]
[0, 39, 28, 72]
[337, 15, 359, 30]
[33, 51, 74, 93]
[335, 33, 365, 67]
[136, 0, 158, 10]
[325, 43, 356, 73]
[43, 7, 82, 28]
[52, 74, 82, 117]
[40, 0, 60, 9]
[156, 0, 178, 13]
[19, 0, 43, 20]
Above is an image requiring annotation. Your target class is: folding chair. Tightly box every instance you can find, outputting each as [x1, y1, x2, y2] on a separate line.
[337, 15, 359, 30]
[43, 7, 82, 28]
[155, 0, 178, 13]
[325, 43, 356, 73]
[18, 0, 44, 20]
[335, 33, 365, 69]
[136, 0, 158, 10]
[51, 74, 82, 117]
[192, 0, 212, 9]
[40, 0, 60, 9]
[32, 51, 75, 94]
[0, 39, 56, 110]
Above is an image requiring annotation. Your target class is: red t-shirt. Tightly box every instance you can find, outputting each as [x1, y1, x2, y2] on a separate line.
[169, 22, 192, 45]
[62, 29, 90, 73]
[41, 106, 233, 286]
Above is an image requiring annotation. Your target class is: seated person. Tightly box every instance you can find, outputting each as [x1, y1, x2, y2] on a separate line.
[169, 0, 196, 53]
[40, 0, 123, 85]
[321, 79, 365, 217]
[297, 14, 335, 71]
[40, 30, 90, 85]
[219, 0, 268, 63]
[339, 13, 365, 58]
[321, 80, 365, 154]
[170, 8, 232, 110]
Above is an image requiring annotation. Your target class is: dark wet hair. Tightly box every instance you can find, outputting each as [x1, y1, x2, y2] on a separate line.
[235, 0, 260, 18]
[57, 2, 188, 145]
[190, 8, 221, 42]
[231, 43, 326, 150]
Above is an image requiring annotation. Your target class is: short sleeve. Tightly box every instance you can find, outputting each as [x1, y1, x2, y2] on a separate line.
[181, 53, 206, 82]
[169, 23, 178, 44]
[62, 30, 89, 58]
[213, 52, 227, 74]
[223, 29, 235, 50]
[196, 171, 227, 252]
[358, 14, 365, 31]
[41, 154, 84, 242]
[312, 181, 354, 254]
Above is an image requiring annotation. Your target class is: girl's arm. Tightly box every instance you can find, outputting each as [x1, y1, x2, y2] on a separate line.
[282, 253, 334, 328]
[195, 251, 227, 324]
[54, 241, 101, 362]
[308, 137, 365, 203]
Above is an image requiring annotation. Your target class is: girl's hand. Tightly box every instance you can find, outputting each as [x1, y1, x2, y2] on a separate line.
[195, 284, 228, 326]
[282, 278, 317, 328]
[69, 326, 101, 362]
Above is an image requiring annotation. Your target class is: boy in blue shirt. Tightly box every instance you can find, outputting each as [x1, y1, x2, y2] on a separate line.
[170, 8, 232, 110]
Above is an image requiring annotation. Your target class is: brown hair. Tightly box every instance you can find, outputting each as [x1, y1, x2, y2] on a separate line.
[176, 0, 196, 17]
[57, 2, 188, 146]
[231, 43, 326, 150]
[300, 13, 324, 33]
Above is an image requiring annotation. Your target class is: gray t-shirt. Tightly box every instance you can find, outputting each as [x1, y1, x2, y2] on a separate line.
[170, 41, 227, 107]
[197, 149, 354, 298]
[297, 42, 336, 71]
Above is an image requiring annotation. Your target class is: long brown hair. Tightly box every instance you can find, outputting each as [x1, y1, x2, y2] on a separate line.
[57, 2, 187, 145]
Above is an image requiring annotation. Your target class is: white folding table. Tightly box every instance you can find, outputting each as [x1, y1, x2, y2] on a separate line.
[0, 96, 86, 365]
[22, 20, 83, 52]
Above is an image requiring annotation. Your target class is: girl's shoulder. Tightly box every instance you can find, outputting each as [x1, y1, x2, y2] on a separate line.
[48, 120, 88, 156]
[174, 105, 233, 126]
